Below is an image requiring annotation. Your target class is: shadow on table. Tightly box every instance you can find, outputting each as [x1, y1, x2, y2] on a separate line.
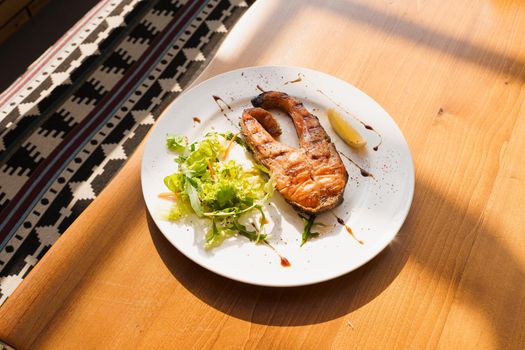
[317, 0, 525, 82]
[147, 211, 406, 326]
[148, 174, 524, 345]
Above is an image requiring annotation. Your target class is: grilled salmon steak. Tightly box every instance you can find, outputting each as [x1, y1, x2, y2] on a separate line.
[240, 91, 348, 214]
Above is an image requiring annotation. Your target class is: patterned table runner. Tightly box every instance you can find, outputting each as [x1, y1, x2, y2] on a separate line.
[0, 0, 253, 304]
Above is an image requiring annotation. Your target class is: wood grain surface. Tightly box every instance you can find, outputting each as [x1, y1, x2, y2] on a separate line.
[1, 0, 525, 348]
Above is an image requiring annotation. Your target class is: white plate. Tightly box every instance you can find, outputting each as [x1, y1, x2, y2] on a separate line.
[141, 66, 414, 287]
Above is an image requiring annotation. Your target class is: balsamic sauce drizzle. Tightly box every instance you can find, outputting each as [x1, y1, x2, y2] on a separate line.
[330, 211, 364, 245]
[283, 74, 302, 85]
[211, 95, 238, 129]
[212, 95, 232, 111]
[264, 240, 291, 267]
[338, 151, 375, 179]
[372, 139, 382, 151]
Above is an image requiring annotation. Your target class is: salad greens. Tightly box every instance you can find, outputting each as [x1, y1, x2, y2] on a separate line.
[166, 135, 188, 154]
[163, 132, 273, 248]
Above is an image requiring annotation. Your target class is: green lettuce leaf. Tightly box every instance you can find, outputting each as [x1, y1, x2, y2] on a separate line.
[166, 135, 188, 154]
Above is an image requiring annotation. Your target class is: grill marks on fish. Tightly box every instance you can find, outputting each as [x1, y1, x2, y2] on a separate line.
[240, 91, 348, 214]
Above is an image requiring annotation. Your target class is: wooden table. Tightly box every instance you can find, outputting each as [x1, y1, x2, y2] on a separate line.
[1, 0, 525, 348]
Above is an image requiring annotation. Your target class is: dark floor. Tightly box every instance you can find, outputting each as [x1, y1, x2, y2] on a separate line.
[0, 0, 99, 93]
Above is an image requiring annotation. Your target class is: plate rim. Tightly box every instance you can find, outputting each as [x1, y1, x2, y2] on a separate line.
[141, 65, 415, 287]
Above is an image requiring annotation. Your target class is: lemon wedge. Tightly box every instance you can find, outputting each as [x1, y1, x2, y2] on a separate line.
[326, 108, 367, 149]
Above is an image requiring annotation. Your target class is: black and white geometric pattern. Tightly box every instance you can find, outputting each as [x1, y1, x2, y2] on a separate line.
[0, 0, 253, 304]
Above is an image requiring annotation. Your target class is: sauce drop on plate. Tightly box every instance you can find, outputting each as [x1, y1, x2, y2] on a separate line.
[283, 74, 302, 85]
[339, 152, 374, 179]
[211, 95, 237, 129]
[280, 256, 291, 267]
[264, 240, 292, 267]
[333, 214, 364, 245]
[212, 95, 232, 111]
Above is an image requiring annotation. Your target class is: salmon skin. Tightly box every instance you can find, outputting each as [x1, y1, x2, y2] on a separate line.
[240, 91, 348, 215]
